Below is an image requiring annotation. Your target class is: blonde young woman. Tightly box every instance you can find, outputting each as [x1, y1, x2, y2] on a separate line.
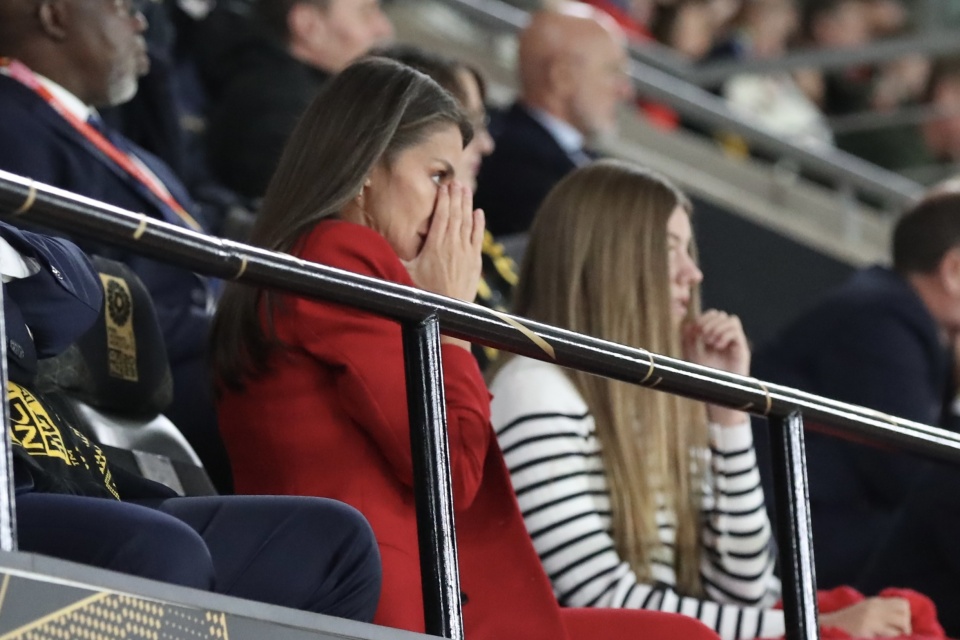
[488, 161, 912, 640]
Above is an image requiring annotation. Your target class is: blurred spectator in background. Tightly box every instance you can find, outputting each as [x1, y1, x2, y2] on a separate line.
[908, 58, 960, 185]
[650, 0, 716, 61]
[801, 0, 873, 114]
[584, 0, 655, 40]
[803, 0, 930, 171]
[476, 2, 632, 237]
[712, 0, 833, 147]
[754, 188, 960, 589]
[206, 0, 393, 200]
[707, 0, 743, 40]
[863, 0, 907, 38]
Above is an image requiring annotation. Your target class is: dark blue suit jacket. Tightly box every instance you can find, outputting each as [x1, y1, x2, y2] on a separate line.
[753, 266, 955, 587]
[0, 74, 210, 366]
[475, 102, 579, 237]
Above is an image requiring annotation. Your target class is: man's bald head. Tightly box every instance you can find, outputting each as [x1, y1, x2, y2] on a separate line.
[518, 2, 631, 138]
[0, 0, 148, 107]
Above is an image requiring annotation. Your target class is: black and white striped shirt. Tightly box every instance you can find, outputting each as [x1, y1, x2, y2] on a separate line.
[490, 357, 785, 640]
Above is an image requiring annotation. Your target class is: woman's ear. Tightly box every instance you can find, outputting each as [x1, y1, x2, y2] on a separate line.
[288, 2, 323, 46]
[38, 0, 70, 41]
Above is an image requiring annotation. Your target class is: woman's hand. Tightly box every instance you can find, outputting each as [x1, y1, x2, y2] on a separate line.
[820, 597, 912, 638]
[403, 182, 484, 301]
[682, 310, 750, 376]
[403, 182, 484, 351]
[682, 310, 751, 426]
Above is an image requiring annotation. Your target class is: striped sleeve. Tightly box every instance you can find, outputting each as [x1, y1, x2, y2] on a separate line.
[700, 422, 782, 609]
[490, 359, 786, 640]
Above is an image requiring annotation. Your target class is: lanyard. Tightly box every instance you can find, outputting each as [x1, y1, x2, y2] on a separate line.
[0, 58, 203, 232]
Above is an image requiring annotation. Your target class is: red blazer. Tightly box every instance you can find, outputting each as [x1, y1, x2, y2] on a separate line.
[218, 220, 719, 640]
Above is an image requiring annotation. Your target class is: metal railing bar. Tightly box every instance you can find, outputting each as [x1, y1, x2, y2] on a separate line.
[0, 282, 14, 554]
[402, 317, 464, 639]
[622, 58, 923, 206]
[769, 411, 820, 640]
[0, 171, 956, 462]
[688, 31, 960, 87]
[826, 103, 957, 135]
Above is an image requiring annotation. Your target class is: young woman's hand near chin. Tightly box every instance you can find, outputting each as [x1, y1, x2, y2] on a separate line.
[402, 181, 485, 351]
[682, 309, 751, 426]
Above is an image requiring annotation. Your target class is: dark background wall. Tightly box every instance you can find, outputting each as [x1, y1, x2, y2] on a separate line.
[693, 197, 860, 347]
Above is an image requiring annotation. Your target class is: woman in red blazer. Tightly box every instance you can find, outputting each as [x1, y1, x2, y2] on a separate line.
[211, 57, 717, 640]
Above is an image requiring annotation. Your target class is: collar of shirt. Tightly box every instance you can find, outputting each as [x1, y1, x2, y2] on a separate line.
[34, 73, 95, 122]
[526, 106, 585, 157]
[0, 67, 97, 122]
[0, 65, 97, 122]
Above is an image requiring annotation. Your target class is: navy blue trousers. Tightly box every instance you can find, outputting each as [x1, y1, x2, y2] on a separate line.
[16, 493, 381, 621]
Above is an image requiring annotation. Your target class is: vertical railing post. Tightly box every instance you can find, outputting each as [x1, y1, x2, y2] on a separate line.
[769, 411, 819, 640]
[0, 281, 15, 551]
[402, 314, 464, 640]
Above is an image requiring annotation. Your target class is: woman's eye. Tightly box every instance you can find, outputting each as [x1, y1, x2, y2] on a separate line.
[431, 171, 449, 186]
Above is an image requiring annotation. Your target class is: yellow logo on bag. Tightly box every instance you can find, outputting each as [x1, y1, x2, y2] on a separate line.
[7, 381, 120, 500]
[99, 273, 138, 382]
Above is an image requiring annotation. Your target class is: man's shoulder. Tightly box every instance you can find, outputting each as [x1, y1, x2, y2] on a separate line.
[764, 266, 935, 356]
[822, 267, 927, 319]
[493, 104, 563, 151]
[484, 103, 574, 177]
[0, 76, 56, 133]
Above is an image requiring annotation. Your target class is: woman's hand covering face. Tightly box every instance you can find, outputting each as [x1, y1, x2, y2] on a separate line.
[402, 181, 485, 303]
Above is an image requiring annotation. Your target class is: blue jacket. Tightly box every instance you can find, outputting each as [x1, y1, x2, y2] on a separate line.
[475, 102, 580, 237]
[753, 266, 956, 587]
[0, 73, 211, 366]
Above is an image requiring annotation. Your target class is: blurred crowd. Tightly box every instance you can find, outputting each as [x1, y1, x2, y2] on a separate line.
[520, 0, 960, 184]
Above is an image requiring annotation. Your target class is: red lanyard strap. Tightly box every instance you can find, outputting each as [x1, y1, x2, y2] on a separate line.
[0, 58, 203, 232]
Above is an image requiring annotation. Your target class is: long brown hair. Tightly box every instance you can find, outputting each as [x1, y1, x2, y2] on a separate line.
[210, 57, 472, 391]
[504, 160, 710, 595]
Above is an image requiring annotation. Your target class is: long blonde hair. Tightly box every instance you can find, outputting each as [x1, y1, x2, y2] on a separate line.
[507, 160, 710, 595]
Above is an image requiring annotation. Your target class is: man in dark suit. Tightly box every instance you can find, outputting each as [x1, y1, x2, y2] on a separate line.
[0, 0, 230, 491]
[475, 4, 632, 237]
[753, 188, 960, 590]
[2, 220, 382, 620]
[206, 0, 393, 199]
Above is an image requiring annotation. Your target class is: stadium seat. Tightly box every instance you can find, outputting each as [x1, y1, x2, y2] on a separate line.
[36, 256, 216, 496]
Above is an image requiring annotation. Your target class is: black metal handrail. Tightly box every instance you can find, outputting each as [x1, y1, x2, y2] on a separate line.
[3, 170, 960, 640]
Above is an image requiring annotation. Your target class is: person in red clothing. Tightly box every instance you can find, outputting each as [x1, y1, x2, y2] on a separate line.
[210, 57, 718, 640]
